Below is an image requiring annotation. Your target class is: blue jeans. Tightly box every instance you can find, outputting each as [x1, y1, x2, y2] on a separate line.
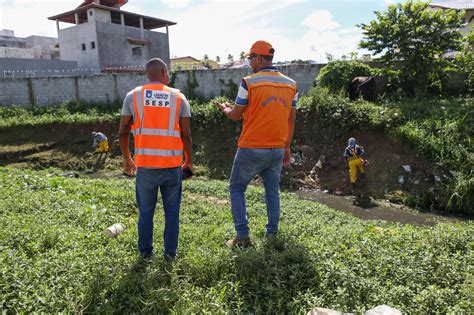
[229, 148, 284, 238]
[136, 167, 182, 257]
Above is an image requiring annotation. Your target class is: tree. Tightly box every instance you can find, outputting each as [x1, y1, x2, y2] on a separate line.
[325, 53, 335, 62]
[201, 54, 212, 69]
[216, 56, 220, 63]
[317, 60, 372, 93]
[227, 54, 234, 63]
[359, 0, 464, 96]
[239, 51, 245, 61]
[457, 31, 474, 94]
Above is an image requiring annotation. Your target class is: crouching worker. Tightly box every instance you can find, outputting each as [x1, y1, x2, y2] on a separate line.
[92, 131, 109, 155]
[119, 57, 193, 260]
[344, 137, 366, 185]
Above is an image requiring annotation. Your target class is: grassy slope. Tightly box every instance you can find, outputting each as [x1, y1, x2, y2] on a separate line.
[0, 168, 473, 313]
[0, 95, 473, 213]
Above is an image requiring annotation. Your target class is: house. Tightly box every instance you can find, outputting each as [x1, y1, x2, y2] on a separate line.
[428, 1, 474, 35]
[48, 0, 176, 71]
[0, 29, 60, 60]
[171, 56, 206, 70]
[170, 56, 220, 70]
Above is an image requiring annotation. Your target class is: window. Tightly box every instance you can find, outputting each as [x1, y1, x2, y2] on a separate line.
[81, 43, 86, 51]
[132, 47, 142, 56]
[89, 11, 93, 16]
[91, 41, 95, 49]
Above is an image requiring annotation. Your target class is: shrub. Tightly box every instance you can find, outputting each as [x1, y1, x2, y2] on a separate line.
[316, 60, 372, 93]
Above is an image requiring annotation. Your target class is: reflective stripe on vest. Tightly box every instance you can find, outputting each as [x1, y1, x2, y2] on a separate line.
[247, 75, 296, 86]
[132, 128, 181, 137]
[132, 85, 183, 167]
[135, 148, 183, 156]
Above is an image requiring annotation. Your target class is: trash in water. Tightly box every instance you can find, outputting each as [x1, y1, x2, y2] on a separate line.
[315, 159, 323, 169]
[402, 165, 411, 173]
[398, 175, 405, 184]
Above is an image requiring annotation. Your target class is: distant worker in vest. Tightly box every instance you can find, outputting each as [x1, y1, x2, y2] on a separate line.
[343, 137, 366, 185]
[119, 58, 193, 260]
[92, 131, 109, 155]
[215, 40, 297, 247]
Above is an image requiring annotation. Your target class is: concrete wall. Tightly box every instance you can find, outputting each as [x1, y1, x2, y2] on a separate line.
[0, 64, 469, 107]
[97, 22, 170, 68]
[89, 8, 111, 23]
[0, 35, 25, 48]
[0, 78, 31, 105]
[59, 22, 99, 68]
[0, 65, 320, 106]
[25, 36, 59, 60]
[0, 58, 77, 70]
[171, 64, 322, 100]
[0, 47, 34, 59]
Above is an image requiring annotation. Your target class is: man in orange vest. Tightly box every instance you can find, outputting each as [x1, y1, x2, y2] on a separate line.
[119, 58, 193, 259]
[216, 40, 297, 247]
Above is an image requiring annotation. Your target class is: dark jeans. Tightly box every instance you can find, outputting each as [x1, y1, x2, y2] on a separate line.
[229, 148, 284, 238]
[136, 167, 182, 257]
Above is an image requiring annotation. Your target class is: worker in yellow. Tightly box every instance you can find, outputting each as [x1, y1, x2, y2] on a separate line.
[92, 131, 109, 155]
[344, 137, 366, 185]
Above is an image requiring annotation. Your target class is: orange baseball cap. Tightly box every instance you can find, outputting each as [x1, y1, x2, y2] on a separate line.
[245, 40, 275, 56]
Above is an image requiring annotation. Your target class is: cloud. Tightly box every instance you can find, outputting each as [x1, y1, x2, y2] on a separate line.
[0, 1, 80, 37]
[0, 0, 366, 62]
[160, 0, 301, 61]
[300, 9, 364, 62]
[381, 0, 401, 6]
[162, 2, 364, 62]
[161, 0, 192, 9]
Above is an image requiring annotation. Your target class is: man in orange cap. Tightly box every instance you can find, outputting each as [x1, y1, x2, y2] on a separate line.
[216, 40, 297, 247]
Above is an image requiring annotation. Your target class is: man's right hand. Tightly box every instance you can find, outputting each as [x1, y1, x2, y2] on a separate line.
[283, 148, 291, 167]
[213, 101, 231, 112]
[123, 157, 136, 177]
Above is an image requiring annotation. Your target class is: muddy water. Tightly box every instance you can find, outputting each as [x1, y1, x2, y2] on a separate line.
[59, 169, 471, 227]
[293, 189, 471, 226]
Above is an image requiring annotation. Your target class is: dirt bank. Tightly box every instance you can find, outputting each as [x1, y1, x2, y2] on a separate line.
[0, 121, 468, 224]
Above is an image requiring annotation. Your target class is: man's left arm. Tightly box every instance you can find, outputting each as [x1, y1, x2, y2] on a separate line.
[179, 94, 193, 171]
[180, 117, 193, 171]
[119, 115, 136, 176]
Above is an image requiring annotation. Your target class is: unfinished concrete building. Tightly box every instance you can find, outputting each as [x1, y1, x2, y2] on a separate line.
[48, 0, 176, 70]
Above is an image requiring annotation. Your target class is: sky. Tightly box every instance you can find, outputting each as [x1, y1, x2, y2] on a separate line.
[0, 0, 444, 62]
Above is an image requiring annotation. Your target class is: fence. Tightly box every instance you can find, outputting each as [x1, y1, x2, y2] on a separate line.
[0, 64, 324, 106]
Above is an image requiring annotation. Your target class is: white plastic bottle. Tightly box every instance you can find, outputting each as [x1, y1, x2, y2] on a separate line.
[104, 223, 125, 238]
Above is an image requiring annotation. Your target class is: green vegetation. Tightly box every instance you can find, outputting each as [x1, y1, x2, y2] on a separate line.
[1, 167, 473, 313]
[299, 87, 473, 213]
[359, 0, 465, 96]
[316, 60, 372, 93]
[0, 101, 121, 129]
[1, 92, 472, 214]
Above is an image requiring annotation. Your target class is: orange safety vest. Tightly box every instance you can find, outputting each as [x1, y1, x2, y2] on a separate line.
[238, 71, 297, 148]
[131, 83, 184, 168]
